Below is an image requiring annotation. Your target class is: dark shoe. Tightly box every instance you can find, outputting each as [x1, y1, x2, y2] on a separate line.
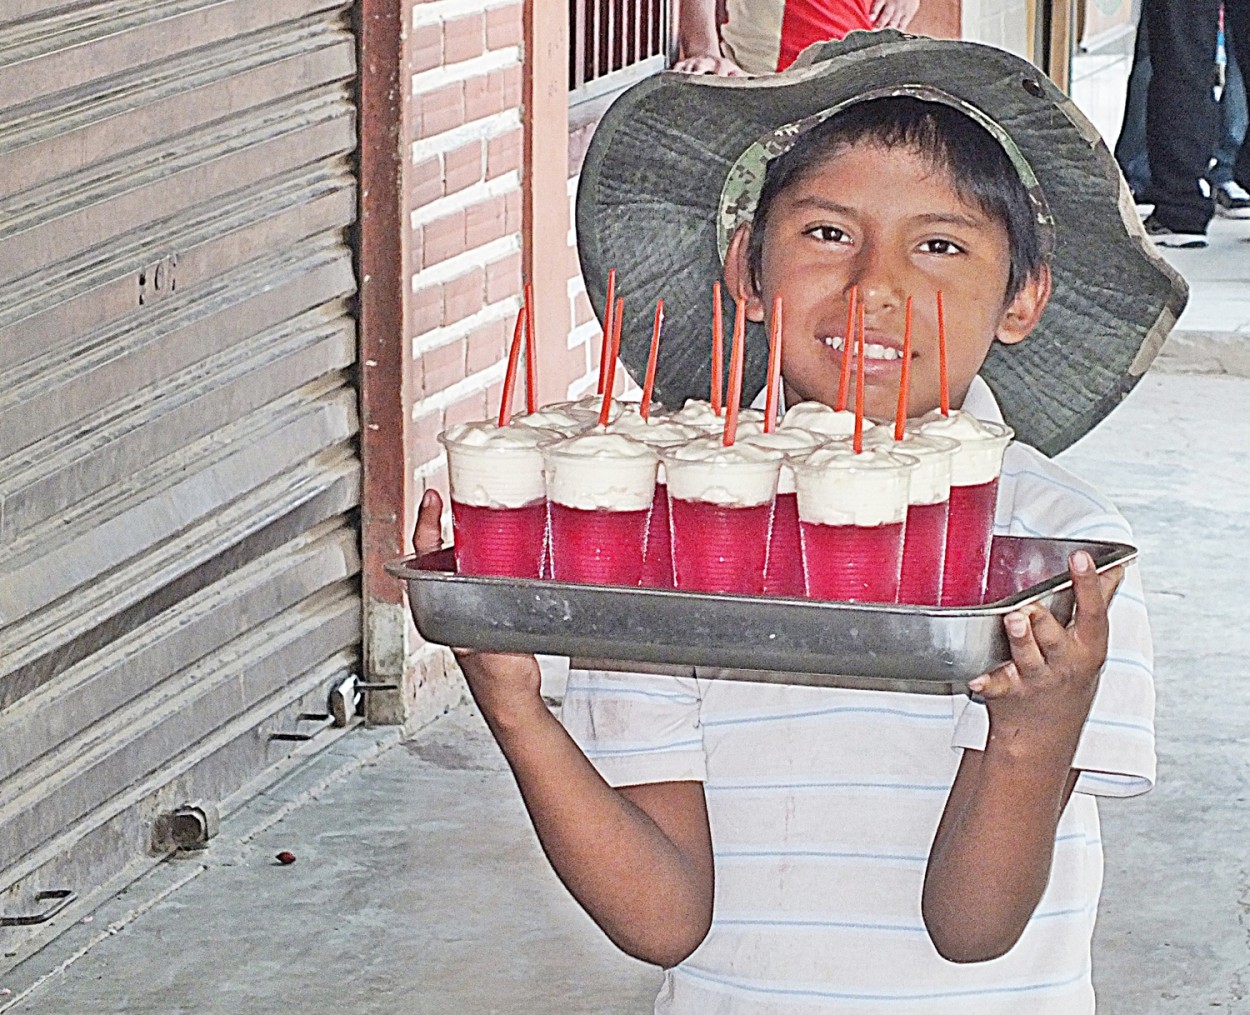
[1213, 181, 1250, 219]
[1143, 214, 1208, 248]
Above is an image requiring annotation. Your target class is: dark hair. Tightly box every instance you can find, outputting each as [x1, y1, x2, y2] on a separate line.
[745, 97, 1046, 301]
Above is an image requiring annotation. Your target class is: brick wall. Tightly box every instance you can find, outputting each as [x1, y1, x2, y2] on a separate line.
[409, 0, 526, 517]
[388, 0, 619, 724]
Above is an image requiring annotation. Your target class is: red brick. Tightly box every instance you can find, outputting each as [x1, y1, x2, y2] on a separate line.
[422, 338, 467, 394]
[464, 72, 504, 122]
[411, 225, 424, 277]
[411, 284, 443, 336]
[443, 267, 485, 325]
[443, 141, 483, 195]
[573, 290, 594, 327]
[465, 194, 508, 248]
[412, 409, 443, 463]
[412, 24, 442, 73]
[423, 210, 466, 267]
[486, 129, 522, 179]
[486, 252, 522, 303]
[443, 14, 485, 64]
[484, 380, 505, 419]
[410, 156, 443, 208]
[504, 189, 522, 233]
[417, 83, 464, 138]
[485, 4, 523, 49]
[444, 391, 487, 428]
[499, 66, 522, 108]
[465, 316, 508, 374]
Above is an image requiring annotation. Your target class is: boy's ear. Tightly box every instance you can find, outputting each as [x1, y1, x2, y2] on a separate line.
[996, 264, 1052, 346]
[722, 223, 767, 323]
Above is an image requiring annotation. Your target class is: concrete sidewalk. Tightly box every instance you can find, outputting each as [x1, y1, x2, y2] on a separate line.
[2, 365, 1248, 1014]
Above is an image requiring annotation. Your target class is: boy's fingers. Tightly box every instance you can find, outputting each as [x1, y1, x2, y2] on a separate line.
[413, 489, 445, 557]
[969, 661, 1019, 700]
[1003, 611, 1046, 678]
[1023, 605, 1068, 658]
[1069, 552, 1111, 647]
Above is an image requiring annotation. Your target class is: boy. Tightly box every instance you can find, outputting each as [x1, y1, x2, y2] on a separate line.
[413, 32, 1186, 1012]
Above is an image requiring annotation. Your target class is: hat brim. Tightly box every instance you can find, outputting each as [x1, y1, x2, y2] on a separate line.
[575, 31, 1188, 456]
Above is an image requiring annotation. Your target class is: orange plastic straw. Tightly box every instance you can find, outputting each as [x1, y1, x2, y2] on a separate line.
[640, 299, 664, 421]
[893, 296, 913, 441]
[835, 286, 858, 411]
[937, 289, 949, 416]
[764, 295, 783, 433]
[599, 297, 624, 427]
[723, 296, 747, 447]
[711, 281, 724, 415]
[524, 281, 537, 413]
[497, 306, 528, 426]
[597, 269, 617, 395]
[853, 302, 866, 453]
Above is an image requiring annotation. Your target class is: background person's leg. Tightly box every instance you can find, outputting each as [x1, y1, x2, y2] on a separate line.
[1115, 15, 1153, 198]
[1145, 0, 1222, 235]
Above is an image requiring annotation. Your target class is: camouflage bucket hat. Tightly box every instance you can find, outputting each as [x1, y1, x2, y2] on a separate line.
[575, 30, 1188, 456]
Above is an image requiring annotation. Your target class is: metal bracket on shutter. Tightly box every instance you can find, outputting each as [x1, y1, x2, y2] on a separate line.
[137, 253, 178, 306]
[0, 889, 77, 927]
[267, 712, 337, 742]
[327, 674, 398, 726]
[153, 801, 221, 852]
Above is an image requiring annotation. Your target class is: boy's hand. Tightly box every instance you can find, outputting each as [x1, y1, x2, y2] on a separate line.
[968, 551, 1124, 747]
[413, 491, 547, 735]
[871, 0, 920, 29]
[672, 52, 746, 76]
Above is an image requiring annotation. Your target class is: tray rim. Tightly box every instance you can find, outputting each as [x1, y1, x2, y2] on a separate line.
[383, 534, 1138, 618]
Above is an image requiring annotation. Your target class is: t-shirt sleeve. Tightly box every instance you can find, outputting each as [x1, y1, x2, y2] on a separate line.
[952, 517, 1156, 799]
[560, 667, 707, 788]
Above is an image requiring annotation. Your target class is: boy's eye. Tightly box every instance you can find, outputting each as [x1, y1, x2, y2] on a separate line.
[804, 225, 851, 244]
[919, 238, 965, 255]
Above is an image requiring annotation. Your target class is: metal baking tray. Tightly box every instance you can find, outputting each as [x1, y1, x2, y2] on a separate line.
[385, 536, 1136, 686]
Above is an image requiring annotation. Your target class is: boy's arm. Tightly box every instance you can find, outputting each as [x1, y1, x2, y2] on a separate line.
[922, 552, 1122, 963]
[415, 492, 714, 967]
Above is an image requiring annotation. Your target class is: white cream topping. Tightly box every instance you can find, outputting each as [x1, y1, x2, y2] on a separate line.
[544, 395, 622, 422]
[912, 410, 1013, 486]
[510, 406, 593, 436]
[862, 431, 957, 505]
[661, 434, 783, 507]
[542, 431, 658, 511]
[738, 428, 828, 495]
[780, 401, 876, 438]
[440, 421, 553, 508]
[606, 406, 703, 448]
[670, 398, 766, 432]
[793, 445, 916, 526]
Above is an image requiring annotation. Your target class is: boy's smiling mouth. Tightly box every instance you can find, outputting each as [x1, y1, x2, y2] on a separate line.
[818, 334, 905, 361]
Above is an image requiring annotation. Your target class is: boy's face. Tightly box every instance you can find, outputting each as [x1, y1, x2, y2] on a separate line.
[725, 143, 1050, 420]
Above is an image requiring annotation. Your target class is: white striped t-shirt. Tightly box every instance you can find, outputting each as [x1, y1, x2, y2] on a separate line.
[560, 377, 1154, 1013]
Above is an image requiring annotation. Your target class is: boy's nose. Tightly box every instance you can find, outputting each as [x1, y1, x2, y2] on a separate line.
[849, 245, 906, 313]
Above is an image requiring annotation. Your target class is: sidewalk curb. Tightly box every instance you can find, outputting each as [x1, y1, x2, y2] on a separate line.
[1154, 331, 1250, 376]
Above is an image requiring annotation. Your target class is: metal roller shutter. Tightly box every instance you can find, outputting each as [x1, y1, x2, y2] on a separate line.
[0, 0, 362, 954]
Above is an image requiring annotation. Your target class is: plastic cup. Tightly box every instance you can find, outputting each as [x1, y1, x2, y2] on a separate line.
[541, 432, 658, 586]
[605, 410, 702, 588]
[440, 422, 553, 578]
[661, 436, 783, 595]
[793, 446, 917, 602]
[738, 428, 829, 597]
[914, 413, 1013, 606]
[863, 432, 957, 605]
